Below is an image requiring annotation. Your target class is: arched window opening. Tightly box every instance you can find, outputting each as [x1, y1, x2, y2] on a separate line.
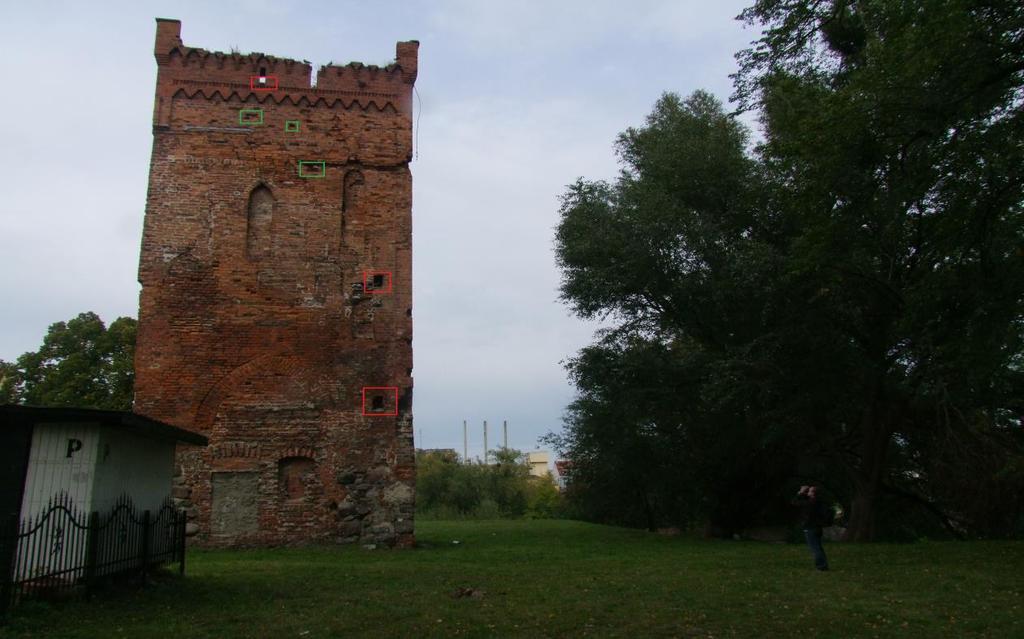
[246, 185, 274, 259]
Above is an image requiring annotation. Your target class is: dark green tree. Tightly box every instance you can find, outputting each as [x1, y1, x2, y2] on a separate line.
[734, 0, 1024, 539]
[552, 92, 800, 535]
[4, 312, 137, 411]
[0, 360, 18, 403]
[553, 0, 1024, 540]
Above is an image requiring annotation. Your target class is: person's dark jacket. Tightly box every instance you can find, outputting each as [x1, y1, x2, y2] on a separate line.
[792, 494, 833, 529]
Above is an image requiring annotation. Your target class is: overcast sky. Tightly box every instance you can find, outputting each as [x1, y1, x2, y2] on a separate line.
[0, 0, 755, 460]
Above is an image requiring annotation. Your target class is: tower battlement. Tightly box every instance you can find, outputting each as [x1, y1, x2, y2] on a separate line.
[153, 18, 418, 124]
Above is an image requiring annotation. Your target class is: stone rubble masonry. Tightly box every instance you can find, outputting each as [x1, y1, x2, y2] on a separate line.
[134, 18, 417, 548]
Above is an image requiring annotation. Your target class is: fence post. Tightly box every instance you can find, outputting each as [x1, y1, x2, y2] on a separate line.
[84, 511, 99, 599]
[0, 514, 17, 619]
[140, 510, 151, 585]
[178, 512, 186, 576]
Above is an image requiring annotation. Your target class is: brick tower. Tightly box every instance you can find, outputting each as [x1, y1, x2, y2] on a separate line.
[134, 19, 417, 547]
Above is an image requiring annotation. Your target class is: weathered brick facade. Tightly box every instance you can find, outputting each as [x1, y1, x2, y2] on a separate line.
[133, 19, 417, 548]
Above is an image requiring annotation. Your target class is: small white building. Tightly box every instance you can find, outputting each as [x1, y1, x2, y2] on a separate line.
[3, 405, 207, 522]
[526, 451, 550, 478]
[0, 405, 207, 591]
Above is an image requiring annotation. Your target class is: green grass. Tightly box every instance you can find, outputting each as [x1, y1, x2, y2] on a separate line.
[2, 520, 1021, 638]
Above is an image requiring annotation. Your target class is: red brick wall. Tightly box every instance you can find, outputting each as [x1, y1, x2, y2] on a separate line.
[135, 19, 417, 548]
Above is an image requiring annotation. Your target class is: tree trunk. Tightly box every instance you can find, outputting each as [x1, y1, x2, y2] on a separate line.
[639, 488, 656, 532]
[844, 394, 893, 542]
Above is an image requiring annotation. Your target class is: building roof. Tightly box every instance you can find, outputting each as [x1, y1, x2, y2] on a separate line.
[1, 404, 208, 446]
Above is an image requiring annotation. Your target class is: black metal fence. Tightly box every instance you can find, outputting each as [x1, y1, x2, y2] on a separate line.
[0, 493, 186, 615]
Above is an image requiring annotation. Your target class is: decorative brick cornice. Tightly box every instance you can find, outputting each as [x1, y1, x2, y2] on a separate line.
[169, 85, 399, 113]
[279, 447, 319, 461]
[212, 442, 261, 459]
[153, 19, 417, 119]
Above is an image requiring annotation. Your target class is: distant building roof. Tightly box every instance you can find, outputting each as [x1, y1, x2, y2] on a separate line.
[1, 404, 208, 446]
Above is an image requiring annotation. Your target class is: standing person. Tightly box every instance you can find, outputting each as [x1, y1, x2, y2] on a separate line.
[793, 485, 831, 571]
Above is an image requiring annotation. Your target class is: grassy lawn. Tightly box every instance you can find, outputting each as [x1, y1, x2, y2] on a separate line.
[1, 519, 1021, 638]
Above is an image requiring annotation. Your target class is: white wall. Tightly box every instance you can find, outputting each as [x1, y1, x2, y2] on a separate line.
[14, 422, 178, 583]
[16, 422, 101, 581]
[19, 422, 100, 520]
[527, 451, 550, 478]
[91, 425, 175, 515]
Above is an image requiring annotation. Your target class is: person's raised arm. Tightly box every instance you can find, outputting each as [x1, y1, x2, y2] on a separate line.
[791, 485, 810, 504]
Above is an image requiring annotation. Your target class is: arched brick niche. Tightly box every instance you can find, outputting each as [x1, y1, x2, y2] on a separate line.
[277, 456, 317, 501]
[246, 184, 274, 259]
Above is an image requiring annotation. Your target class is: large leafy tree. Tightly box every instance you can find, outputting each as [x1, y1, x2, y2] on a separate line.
[1, 312, 137, 411]
[552, 92, 803, 535]
[554, 0, 1024, 540]
[735, 0, 1024, 540]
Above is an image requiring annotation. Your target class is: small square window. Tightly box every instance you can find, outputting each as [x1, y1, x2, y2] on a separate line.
[285, 120, 301, 132]
[361, 386, 398, 416]
[297, 161, 326, 178]
[364, 271, 392, 294]
[250, 74, 279, 91]
[238, 108, 264, 126]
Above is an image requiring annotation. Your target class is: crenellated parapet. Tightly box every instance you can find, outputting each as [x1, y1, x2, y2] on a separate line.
[152, 18, 418, 126]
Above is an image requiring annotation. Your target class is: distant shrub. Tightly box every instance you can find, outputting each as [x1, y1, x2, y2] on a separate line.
[416, 448, 564, 520]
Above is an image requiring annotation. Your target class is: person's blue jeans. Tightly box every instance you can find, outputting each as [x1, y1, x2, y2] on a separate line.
[803, 527, 829, 570]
